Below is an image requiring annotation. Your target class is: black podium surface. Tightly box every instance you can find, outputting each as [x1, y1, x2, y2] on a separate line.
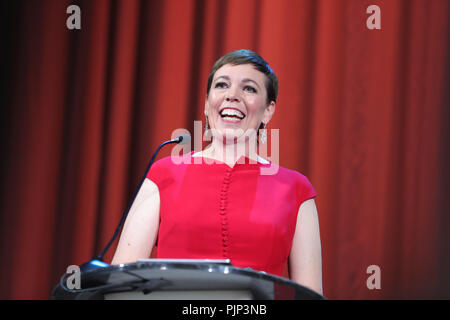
[52, 259, 325, 300]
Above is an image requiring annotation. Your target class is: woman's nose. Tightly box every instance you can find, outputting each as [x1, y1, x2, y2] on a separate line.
[225, 86, 240, 102]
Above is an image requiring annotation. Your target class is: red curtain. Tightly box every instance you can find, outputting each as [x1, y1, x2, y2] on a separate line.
[1, 0, 449, 299]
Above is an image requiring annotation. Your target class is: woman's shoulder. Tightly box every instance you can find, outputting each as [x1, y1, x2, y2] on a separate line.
[264, 164, 316, 203]
[152, 152, 192, 168]
[259, 162, 317, 204]
[265, 163, 314, 188]
[147, 152, 192, 181]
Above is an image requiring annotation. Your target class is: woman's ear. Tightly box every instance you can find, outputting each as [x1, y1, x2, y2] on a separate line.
[204, 97, 209, 116]
[263, 101, 276, 125]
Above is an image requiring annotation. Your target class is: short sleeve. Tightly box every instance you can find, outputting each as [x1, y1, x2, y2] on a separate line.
[145, 156, 176, 189]
[146, 154, 191, 188]
[297, 174, 317, 205]
[146, 157, 164, 182]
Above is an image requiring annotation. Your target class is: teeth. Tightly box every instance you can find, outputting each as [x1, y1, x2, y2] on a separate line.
[220, 108, 245, 119]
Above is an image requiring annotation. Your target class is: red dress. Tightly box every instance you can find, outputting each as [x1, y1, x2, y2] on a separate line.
[147, 152, 316, 277]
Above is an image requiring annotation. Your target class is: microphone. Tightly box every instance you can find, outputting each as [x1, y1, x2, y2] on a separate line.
[80, 134, 191, 272]
[174, 133, 191, 145]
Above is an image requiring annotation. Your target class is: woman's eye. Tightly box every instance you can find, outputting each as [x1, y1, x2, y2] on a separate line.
[214, 82, 228, 89]
[244, 85, 257, 93]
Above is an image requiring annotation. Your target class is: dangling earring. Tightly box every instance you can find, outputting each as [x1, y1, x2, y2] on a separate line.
[260, 122, 267, 144]
[204, 115, 211, 139]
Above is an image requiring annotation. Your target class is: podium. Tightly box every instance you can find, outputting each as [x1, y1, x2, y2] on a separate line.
[51, 259, 325, 300]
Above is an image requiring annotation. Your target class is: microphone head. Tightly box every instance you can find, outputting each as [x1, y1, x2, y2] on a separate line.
[177, 134, 191, 146]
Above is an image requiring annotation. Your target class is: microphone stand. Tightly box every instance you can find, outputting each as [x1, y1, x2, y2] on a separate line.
[80, 135, 187, 272]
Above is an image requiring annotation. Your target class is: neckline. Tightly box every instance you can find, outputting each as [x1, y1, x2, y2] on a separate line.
[189, 151, 272, 169]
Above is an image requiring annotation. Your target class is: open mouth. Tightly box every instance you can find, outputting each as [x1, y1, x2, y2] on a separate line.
[219, 108, 246, 122]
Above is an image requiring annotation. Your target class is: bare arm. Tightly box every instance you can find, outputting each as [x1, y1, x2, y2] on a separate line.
[111, 178, 160, 265]
[288, 198, 323, 295]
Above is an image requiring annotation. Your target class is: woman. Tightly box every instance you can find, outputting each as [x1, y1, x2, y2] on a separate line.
[111, 50, 323, 295]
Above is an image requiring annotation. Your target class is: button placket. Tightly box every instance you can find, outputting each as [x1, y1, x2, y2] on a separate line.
[219, 168, 233, 258]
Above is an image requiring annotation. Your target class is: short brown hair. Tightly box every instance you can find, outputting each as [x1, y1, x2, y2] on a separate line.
[206, 49, 278, 104]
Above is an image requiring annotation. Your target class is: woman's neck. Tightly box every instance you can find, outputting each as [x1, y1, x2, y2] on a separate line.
[202, 136, 260, 166]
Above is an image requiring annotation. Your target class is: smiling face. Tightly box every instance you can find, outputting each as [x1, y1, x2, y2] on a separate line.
[205, 63, 275, 142]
